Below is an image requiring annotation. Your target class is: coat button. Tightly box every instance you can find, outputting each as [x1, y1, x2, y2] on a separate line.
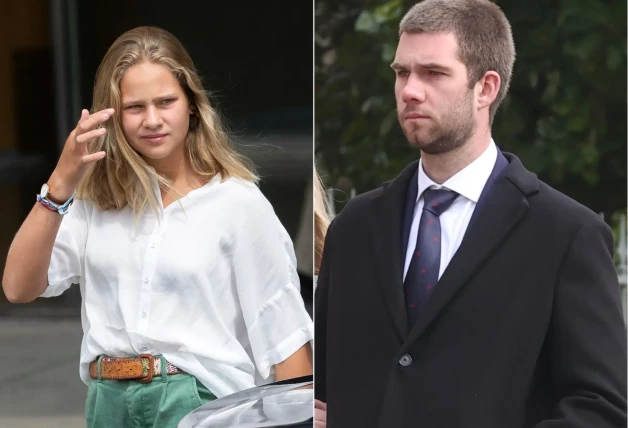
[399, 354, 412, 367]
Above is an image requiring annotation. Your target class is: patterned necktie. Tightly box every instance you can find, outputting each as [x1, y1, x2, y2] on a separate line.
[404, 188, 459, 326]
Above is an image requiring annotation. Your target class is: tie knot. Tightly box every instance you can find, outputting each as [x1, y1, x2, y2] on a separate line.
[422, 188, 458, 217]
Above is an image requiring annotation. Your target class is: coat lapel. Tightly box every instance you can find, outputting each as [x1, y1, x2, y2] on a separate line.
[401, 167, 420, 259]
[404, 153, 539, 345]
[463, 149, 509, 240]
[368, 161, 419, 340]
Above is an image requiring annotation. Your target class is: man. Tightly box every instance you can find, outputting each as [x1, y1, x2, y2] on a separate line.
[314, 0, 627, 427]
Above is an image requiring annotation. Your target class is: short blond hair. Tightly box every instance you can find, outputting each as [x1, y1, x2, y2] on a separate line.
[400, 0, 516, 125]
[78, 26, 257, 217]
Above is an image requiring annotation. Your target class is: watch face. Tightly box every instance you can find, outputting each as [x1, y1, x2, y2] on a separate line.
[41, 183, 49, 197]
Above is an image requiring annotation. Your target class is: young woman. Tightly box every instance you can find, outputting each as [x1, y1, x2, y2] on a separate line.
[2, 26, 313, 428]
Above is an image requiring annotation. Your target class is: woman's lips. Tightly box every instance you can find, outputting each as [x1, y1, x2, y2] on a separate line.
[142, 134, 167, 143]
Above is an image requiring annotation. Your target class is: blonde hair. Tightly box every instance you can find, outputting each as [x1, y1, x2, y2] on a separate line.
[78, 26, 257, 216]
[314, 169, 330, 275]
[400, 0, 516, 125]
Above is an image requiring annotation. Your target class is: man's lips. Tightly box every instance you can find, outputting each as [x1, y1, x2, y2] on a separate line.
[404, 113, 430, 120]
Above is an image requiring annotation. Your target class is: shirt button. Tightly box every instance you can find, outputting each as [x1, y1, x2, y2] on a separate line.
[141, 346, 148, 352]
[143, 277, 148, 283]
[151, 243, 155, 248]
[399, 354, 412, 367]
[141, 312, 147, 318]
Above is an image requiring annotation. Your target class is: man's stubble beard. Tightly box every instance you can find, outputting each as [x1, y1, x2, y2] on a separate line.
[399, 89, 476, 155]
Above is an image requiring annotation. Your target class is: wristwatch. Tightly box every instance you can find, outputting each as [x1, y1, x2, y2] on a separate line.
[38, 183, 76, 215]
[40, 183, 66, 205]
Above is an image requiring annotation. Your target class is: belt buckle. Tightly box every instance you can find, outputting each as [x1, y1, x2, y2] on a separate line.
[137, 354, 154, 383]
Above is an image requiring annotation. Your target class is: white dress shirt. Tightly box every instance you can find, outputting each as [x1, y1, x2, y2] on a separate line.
[43, 174, 314, 398]
[403, 140, 498, 281]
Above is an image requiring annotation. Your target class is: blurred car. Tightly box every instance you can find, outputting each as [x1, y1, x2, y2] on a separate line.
[178, 375, 313, 428]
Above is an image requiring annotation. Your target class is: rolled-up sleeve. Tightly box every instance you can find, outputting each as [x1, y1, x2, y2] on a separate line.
[41, 200, 88, 298]
[232, 199, 314, 380]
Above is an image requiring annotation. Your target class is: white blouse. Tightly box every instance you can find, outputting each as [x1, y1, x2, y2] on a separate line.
[42, 174, 314, 398]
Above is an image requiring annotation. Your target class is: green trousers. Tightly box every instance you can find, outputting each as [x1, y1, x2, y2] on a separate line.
[85, 356, 216, 428]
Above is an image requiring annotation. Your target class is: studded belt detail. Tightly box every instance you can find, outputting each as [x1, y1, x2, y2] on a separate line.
[88, 354, 185, 383]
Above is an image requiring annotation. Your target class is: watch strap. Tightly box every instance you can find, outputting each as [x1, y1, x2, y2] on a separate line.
[37, 191, 76, 215]
[45, 192, 66, 205]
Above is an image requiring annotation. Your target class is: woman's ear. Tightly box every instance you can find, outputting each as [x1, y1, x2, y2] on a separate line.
[189, 111, 199, 130]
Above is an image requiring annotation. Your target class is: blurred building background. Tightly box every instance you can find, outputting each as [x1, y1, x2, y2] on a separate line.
[0, 0, 312, 426]
[0, 0, 313, 315]
[315, 0, 627, 318]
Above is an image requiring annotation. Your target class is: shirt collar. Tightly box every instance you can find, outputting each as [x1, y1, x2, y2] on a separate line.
[417, 139, 498, 204]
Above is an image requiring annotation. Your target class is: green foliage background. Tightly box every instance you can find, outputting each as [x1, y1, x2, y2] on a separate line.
[315, 0, 626, 228]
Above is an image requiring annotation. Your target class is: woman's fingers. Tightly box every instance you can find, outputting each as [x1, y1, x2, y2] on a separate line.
[314, 399, 327, 410]
[81, 151, 107, 165]
[76, 128, 106, 144]
[79, 109, 90, 123]
[314, 399, 327, 427]
[76, 108, 114, 135]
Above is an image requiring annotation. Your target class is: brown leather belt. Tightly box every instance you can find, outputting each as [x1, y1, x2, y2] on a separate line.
[89, 354, 185, 383]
